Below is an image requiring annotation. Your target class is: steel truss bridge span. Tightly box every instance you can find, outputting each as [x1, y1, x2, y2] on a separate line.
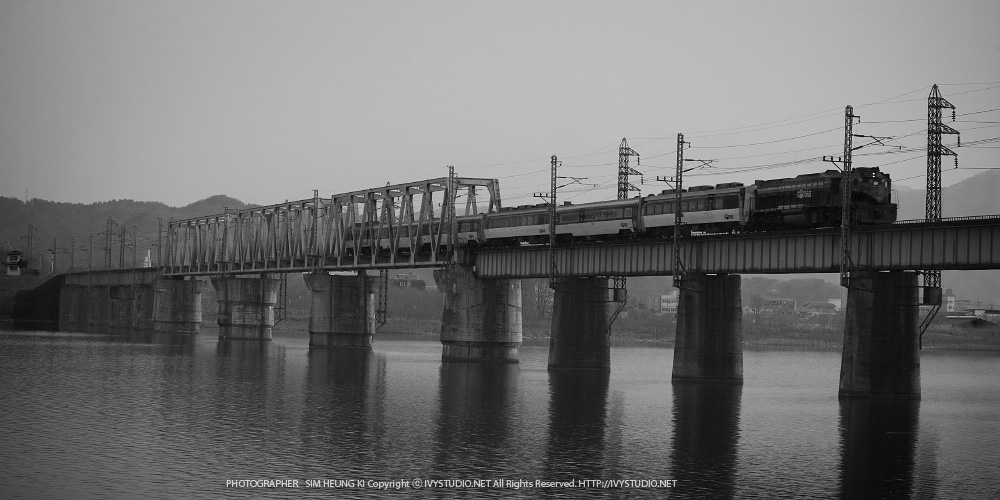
[474, 217, 1000, 279]
[163, 176, 500, 277]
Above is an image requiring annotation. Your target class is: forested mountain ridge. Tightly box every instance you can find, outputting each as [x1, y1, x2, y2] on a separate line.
[1, 195, 253, 272]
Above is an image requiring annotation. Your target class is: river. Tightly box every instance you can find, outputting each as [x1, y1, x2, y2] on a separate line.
[0, 329, 997, 499]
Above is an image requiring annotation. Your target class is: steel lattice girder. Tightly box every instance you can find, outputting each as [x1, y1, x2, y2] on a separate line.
[163, 177, 500, 276]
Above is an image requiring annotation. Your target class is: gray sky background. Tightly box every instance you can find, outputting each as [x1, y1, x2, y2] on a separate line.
[2, 1, 999, 208]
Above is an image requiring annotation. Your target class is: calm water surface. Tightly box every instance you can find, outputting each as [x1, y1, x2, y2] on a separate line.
[0, 329, 998, 499]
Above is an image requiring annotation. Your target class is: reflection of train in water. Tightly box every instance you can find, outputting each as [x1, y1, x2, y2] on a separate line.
[344, 167, 897, 255]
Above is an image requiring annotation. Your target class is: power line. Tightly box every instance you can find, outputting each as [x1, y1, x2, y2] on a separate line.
[688, 127, 841, 149]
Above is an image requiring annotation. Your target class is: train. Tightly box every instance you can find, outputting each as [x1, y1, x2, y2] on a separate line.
[343, 166, 897, 254]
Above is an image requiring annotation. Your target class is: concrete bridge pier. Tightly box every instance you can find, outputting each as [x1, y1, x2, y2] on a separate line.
[153, 278, 206, 333]
[211, 275, 280, 341]
[57, 282, 92, 332]
[433, 264, 522, 363]
[839, 271, 921, 399]
[547, 277, 611, 371]
[672, 273, 743, 383]
[304, 273, 375, 349]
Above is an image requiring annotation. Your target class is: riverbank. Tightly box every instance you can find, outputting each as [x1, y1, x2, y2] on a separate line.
[272, 312, 999, 351]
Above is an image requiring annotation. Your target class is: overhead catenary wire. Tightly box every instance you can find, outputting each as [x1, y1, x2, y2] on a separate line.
[436, 84, 1000, 204]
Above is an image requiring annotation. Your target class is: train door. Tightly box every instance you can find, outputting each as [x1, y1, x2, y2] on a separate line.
[741, 186, 755, 225]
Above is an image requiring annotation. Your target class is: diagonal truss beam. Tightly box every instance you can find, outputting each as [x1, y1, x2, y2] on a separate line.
[163, 176, 501, 275]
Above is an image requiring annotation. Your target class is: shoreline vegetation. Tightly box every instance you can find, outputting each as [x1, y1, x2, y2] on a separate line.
[269, 309, 1000, 351]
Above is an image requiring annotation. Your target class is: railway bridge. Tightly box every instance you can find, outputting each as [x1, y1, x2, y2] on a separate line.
[54, 176, 1000, 399]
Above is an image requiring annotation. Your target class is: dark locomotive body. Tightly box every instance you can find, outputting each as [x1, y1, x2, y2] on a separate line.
[746, 167, 896, 230]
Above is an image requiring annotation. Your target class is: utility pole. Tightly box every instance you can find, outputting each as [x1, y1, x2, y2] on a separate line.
[549, 155, 558, 288]
[447, 166, 458, 262]
[132, 226, 138, 269]
[157, 217, 163, 268]
[824, 106, 860, 288]
[840, 106, 859, 288]
[656, 134, 715, 288]
[674, 134, 686, 288]
[656, 135, 714, 288]
[104, 217, 117, 270]
[119, 225, 127, 269]
[534, 156, 561, 289]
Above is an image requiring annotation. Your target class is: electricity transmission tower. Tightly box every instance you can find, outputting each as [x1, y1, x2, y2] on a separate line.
[924, 84, 959, 292]
[918, 84, 960, 345]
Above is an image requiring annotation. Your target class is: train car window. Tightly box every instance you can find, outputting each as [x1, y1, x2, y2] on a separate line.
[624, 208, 632, 217]
[598, 209, 621, 220]
[723, 195, 739, 209]
[706, 196, 715, 211]
[559, 212, 579, 224]
[459, 223, 471, 232]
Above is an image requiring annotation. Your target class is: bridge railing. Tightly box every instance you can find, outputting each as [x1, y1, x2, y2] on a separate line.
[893, 214, 1000, 224]
[163, 176, 501, 276]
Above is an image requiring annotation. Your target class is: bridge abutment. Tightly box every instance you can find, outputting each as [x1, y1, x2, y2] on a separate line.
[547, 277, 610, 371]
[211, 275, 279, 341]
[433, 264, 522, 363]
[672, 273, 743, 383]
[839, 271, 920, 399]
[152, 278, 205, 333]
[304, 273, 375, 349]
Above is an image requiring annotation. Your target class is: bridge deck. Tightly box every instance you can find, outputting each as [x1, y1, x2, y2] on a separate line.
[473, 217, 1000, 278]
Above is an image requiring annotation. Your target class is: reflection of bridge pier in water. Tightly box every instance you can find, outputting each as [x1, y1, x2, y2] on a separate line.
[543, 371, 614, 482]
[670, 382, 742, 498]
[432, 362, 519, 475]
[838, 399, 923, 499]
[301, 349, 388, 470]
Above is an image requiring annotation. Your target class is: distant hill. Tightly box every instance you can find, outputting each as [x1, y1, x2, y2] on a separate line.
[895, 170, 1000, 220]
[0, 195, 253, 272]
[892, 171, 1000, 305]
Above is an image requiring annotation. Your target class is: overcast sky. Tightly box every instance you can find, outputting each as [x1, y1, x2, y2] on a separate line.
[2, 1, 998, 208]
